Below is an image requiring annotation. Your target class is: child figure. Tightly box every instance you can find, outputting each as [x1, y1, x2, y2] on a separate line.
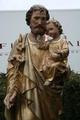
[40, 19, 69, 85]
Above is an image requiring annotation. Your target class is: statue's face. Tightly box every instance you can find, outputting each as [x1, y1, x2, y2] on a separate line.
[46, 22, 60, 39]
[30, 10, 47, 35]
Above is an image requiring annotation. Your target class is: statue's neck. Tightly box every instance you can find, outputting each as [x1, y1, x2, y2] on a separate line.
[28, 32, 45, 43]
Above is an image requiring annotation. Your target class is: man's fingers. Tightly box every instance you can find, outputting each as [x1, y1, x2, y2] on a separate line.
[9, 91, 16, 103]
[4, 92, 16, 109]
[4, 95, 11, 109]
[4, 94, 10, 105]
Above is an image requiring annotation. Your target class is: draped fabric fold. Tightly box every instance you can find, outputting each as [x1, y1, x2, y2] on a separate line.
[5, 34, 58, 120]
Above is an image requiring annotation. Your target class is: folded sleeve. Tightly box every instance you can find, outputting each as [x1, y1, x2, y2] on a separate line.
[6, 34, 26, 94]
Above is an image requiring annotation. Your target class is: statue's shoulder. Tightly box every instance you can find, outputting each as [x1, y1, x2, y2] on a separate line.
[8, 33, 28, 63]
[16, 33, 27, 51]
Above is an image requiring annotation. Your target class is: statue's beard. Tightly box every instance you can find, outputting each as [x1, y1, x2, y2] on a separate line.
[36, 35, 43, 42]
[32, 30, 45, 36]
[31, 26, 46, 36]
[35, 35, 49, 50]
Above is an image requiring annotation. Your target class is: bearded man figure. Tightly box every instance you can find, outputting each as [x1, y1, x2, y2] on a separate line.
[4, 5, 59, 120]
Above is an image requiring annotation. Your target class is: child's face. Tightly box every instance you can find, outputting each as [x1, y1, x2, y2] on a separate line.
[46, 22, 60, 39]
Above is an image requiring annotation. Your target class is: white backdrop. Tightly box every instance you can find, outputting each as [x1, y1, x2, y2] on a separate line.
[0, 0, 80, 10]
[0, 10, 80, 73]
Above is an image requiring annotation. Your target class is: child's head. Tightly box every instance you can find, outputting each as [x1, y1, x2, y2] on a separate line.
[46, 18, 63, 39]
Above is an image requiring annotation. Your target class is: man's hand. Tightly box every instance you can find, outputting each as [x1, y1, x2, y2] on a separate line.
[4, 91, 17, 109]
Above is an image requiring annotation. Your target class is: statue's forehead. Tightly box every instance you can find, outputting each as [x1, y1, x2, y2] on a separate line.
[32, 10, 46, 16]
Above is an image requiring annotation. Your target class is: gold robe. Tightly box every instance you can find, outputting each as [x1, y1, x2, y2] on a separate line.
[4, 34, 68, 120]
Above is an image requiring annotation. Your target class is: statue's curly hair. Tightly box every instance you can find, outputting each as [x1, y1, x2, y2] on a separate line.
[25, 5, 50, 26]
[47, 18, 63, 35]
